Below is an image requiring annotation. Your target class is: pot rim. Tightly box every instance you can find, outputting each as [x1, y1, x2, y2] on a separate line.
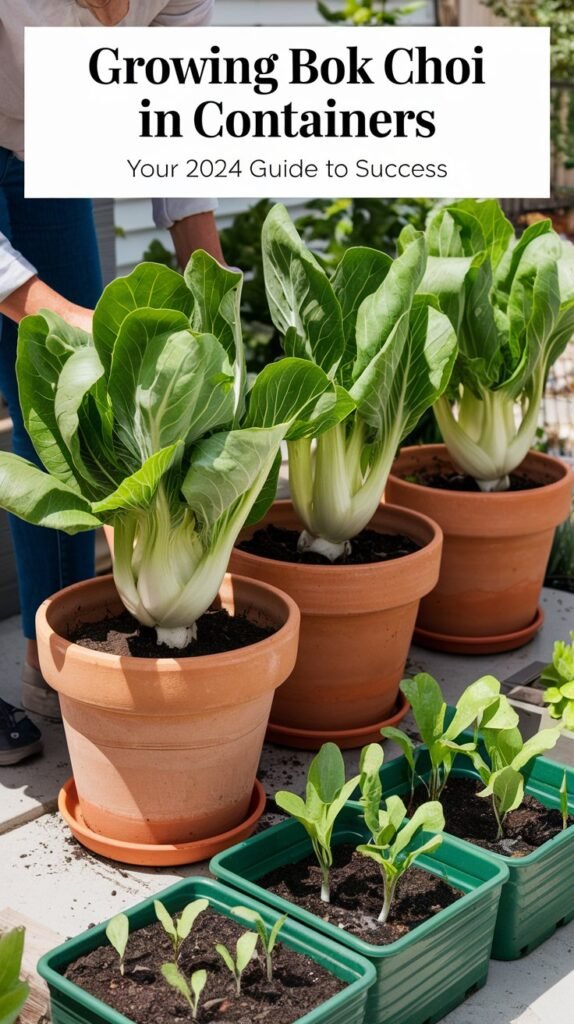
[233, 500, 443, 577]
[35, 571, 300, 672]
[389, 444, 574, 503]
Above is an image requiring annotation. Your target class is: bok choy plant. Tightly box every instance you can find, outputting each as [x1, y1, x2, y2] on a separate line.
[541, 633, 574, 732]
[357, 744, 444, 923]
[275, 742, 360, 902]
[463, 723, 561, 839]
[262, 204, 457, 560]
[382, 673, 518, 801]
[0, 256, 335, 648]
[400, 198, 574, 491]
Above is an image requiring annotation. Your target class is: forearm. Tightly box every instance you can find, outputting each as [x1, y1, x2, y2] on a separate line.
[0, 277, 93, 331]
[169, 211, 224, 268]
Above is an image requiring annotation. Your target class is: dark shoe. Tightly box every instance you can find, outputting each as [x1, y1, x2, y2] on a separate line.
[21, 663, 61, 722]
[0, 698, 43, 765]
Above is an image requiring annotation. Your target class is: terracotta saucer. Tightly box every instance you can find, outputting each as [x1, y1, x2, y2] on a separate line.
[413, 606, 544, 656]
[58, 778, 266, 867]
[266, 691, 410, 751]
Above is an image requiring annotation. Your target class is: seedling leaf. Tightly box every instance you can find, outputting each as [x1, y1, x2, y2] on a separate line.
[105, 914, 129, 975]
[191, 969, 207, 1000]
[154, 901, 177, 942]
[561, 771, 569, 831]
[161, 963, 191, 1004]
[307, 742, 346, 803]
[177, 899, 209, 941]
[236, 931, 258, 974]
[268, 914, 288, 955]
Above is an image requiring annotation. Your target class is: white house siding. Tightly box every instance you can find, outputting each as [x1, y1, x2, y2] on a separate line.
[114, 0, 435, 273]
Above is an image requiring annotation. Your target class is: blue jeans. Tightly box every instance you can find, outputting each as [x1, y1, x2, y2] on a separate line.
[0, 148, 102, 639]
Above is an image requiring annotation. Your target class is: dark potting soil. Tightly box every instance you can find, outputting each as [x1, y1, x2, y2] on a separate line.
[237, 525, 420, 566]
[409, 470, 542, 493]
[411, 776, 571, 856]
[261, 843, 462, 944]
[68, 608, 275, 658]
[64, 908, 343, 1024]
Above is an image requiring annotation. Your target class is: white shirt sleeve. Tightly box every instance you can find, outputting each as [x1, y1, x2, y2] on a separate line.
[152, 197, 218, 229]
[151, 2, 217, 227]
[0, 232, 37, 305]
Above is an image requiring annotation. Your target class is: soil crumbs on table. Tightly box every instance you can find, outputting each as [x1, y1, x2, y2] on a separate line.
[69, 608, 275, 658]
[261, 844, 462, 944]
[412, 776, 571, 856]
[238, 525, 420, 565]
[64, 908, 344, 1024]
[411, 470, 542, 492]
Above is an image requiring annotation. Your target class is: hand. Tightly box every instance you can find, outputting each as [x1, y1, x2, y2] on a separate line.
[64, 304, 94, 334]
[1, 276, 95, 329]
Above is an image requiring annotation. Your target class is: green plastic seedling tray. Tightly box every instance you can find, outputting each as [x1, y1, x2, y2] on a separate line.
[211, 803, 508, 1024]
[37, 876, 375, 1024]
[377, 743, 574, 960]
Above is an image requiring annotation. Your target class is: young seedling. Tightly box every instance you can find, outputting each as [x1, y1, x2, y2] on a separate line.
[560, 772, 569, 832]
[215, 931, 258, 997]
[154, 899, 208, 962]
[275, 742, 360, 903]
[464, 725, 561, 840]
[231, 908, 287, 982]
[0, 927, 29, 1024]
[105, 913, 129, 976]
[161, 965, 207, 1021]
[357, 796, 445, 924]
[542, 633, 574, 732]
[383, 673, 518, 801]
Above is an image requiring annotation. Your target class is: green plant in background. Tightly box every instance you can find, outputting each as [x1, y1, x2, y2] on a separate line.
[215, 932, 259, 997]
[105, 913, 129, 975]
[0, 928, 29, 1024]
[262, 203, 457, 561]
[481, 0, 574, 166]
[142, 238, 178, 270]
[296, 198, 433, 271]
[318, 0, 426, 26]
[161, 964, 207, 1020]
[231, 908, 287, 982]
[541, 633, 574, 730]
[403, 198, 574, 491]
[383, 673, 518, 801]
[275, 742, 360, 902]
[154, 899, 209, 961]
[545, 508, 574, 594]
[464, 725, 561, 839]
[0, 257, 336, 649]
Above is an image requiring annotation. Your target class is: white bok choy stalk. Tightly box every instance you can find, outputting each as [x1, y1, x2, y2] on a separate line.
[261, 204, 458, 560]
[399, 199, 574, 492]
[0, 255, 336, 648]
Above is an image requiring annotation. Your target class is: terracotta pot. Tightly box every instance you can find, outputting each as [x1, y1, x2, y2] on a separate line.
[229, 501, 442, 747]
[36, 573, 299, 848]
[386, 445, 574, 652]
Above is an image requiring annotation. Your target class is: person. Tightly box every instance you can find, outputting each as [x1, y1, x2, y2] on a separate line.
[0, 0, 224, 764]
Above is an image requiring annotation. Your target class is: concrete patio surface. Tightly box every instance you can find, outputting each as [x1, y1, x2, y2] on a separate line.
[1, 587, 574, 1023]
